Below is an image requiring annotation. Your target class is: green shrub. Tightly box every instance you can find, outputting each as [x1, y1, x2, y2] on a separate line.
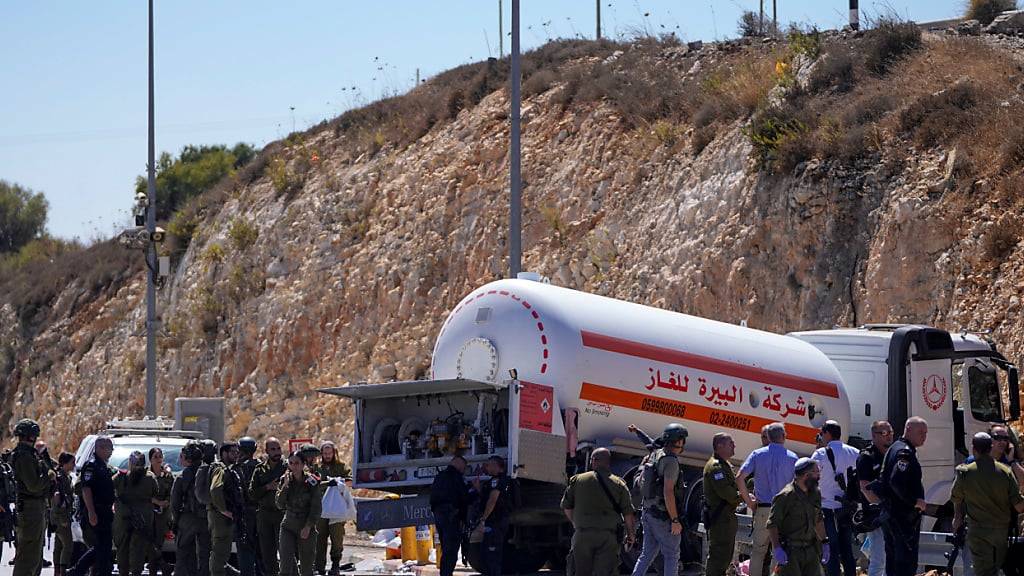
[268, 157, 291, 194]
[228, 218, 259, 252]
[135, 143, 254, 220]
[864, 19, 922, 75]
[0, 180, 49, 254]
[966, 0, 1018, 25]
[652, 121, 680, 147]
[746, 102, 816, 173]
[202, 243, 225, 264]
[788, 27, 822, 60]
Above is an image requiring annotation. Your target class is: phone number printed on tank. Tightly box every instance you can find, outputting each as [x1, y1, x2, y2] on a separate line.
[708, 410, 752, 432]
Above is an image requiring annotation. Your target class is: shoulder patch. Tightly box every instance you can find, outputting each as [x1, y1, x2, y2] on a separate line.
[490, 478, 499, 488]
[896, 460, 908, 472]
[713, 471, 725, 481]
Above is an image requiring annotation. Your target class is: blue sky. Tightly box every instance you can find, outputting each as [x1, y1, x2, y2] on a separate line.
[1, 1, 964, 240]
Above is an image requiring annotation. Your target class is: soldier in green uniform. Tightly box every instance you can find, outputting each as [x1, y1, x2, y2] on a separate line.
[209, 442, 240, 576]
[114, 451, 159, 576]
[11, 419, 54, 576]
[560, 447, 635, 576]
[50, 453, 76, 576]
[146, 448, 173, 576]
[951, 432, 1024, 576]
[251, 438, 287, 576]
[703, 433, 743, 576]
[313, 441, 351, 576]
[767, 457, 828, 576]
[276, 452, 322, 576]
[171, 442, 209, 576]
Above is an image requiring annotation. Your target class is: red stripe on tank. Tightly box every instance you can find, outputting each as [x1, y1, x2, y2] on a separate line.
[580, 330, 840, 398]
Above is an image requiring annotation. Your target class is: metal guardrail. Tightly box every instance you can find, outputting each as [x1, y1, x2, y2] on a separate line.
[698, 514, 968, 576]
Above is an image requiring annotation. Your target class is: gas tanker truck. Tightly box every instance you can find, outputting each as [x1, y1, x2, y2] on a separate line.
[321, 276, 1019, 572]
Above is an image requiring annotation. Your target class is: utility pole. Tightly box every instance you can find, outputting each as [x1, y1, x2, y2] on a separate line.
[596, 0, 601, 40]
[760, 0, 764, 35]
[499, 0, 504, 58]
[849, 0, 860, 31]
[509, 0, 521, 278]
[145, 0, 157, 418]
[773, 0, 777, 34]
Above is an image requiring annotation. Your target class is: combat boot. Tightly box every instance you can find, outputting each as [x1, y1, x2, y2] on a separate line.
[329, 560, 340, 576]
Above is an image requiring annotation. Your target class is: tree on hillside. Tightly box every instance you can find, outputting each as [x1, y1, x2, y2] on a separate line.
[0, 180, 49, 254]
[966, 0, 1018, 25]
[738, 10, 779, 38]
[136, 143, 255, 221]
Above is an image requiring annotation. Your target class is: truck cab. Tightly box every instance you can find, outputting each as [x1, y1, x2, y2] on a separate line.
[788, 324, 1020, 525]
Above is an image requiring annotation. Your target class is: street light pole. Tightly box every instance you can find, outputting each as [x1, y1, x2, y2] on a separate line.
[509, 0, 521, 278]
[145, 0, 157, 418]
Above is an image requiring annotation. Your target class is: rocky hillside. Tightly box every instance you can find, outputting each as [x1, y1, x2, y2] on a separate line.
[3, 24, 1024, 453]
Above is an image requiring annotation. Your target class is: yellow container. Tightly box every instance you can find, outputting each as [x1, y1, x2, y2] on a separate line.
[415, 525, 433, 565]
[400, 526, 418, 561]
[432, 525, 442, 567]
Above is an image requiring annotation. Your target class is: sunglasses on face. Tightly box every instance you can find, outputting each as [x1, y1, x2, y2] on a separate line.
[993, 435, 1011, 441]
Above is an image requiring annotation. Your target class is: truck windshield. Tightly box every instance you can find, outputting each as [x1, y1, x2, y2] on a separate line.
[968, 365, 1003, 422]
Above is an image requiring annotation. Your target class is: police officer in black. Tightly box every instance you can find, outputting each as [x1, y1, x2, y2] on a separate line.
[473, 456, 512, 576]
[430, 455, 472, 576]
[69, 436, 117, 576]
[236, 437, 262, 576]
[875, 417, 928, 576]
[855, 420, 893, 576]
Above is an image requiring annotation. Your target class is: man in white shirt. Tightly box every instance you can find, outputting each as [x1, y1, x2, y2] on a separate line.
[811, 420, 860, 576]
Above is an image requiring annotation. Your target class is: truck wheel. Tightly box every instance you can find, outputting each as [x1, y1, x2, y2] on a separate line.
[681, 477, 704, 563]
[462, 539, 549, 574]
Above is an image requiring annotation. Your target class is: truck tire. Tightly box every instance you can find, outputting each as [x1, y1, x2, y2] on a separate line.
[462, 539, 549, 574]
[681, 475, 704, 563]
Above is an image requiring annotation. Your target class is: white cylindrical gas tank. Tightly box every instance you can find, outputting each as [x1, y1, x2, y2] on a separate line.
[432, 279, 850, 459]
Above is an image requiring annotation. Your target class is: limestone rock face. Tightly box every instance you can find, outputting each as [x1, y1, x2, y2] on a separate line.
[4, 40, 1024, 455]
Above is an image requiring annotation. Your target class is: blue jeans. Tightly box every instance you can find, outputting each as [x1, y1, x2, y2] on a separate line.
[631, 513, 680, 576]
[862, 527, 886, 576]
[822, 509, 856, 576]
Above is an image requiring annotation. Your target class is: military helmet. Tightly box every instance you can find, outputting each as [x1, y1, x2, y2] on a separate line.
[298, 443, 321, 464]
[13, 419, 41, 439]
[182, 442, 204, 462]
[661, 423, 688, 443]
[238, 436, 257, 455]
[200, 439, 218, 464]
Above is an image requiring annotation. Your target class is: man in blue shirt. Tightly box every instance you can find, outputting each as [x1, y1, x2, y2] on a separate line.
[736, 422, 797, 576]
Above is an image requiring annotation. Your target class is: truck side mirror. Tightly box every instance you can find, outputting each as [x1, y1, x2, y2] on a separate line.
[1009, 365, 1020, 421]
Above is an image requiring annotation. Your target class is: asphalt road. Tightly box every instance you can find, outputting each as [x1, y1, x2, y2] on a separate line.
[0, 539, 545, 576]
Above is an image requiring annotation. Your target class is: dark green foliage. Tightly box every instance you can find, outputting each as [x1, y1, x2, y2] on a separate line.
[135, 143, 255, 220]
[746, 104, 811, 171]
[0, 181, 48, 254]
[864, 20, 922, 75]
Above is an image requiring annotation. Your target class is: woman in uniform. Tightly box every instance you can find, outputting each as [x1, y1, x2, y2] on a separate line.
[276, 452, 322, 576]
[146, 448, 174, 576]
[114, 451, 159, 576]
